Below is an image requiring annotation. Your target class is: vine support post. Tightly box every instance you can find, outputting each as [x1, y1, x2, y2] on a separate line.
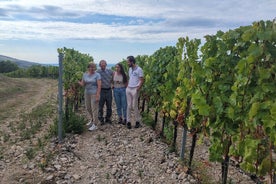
[58, 53, 64, 143]
[180, 124, 188, 160]
[222, 137, 231, 184]
[180, 98, 191, 160]
[172, 120, 178, 151]
[187, 130, 197, 174]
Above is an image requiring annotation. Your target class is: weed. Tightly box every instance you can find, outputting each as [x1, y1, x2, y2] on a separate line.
[37, 138, 44, 149]
[51, 109, 85, 136]
[3, 133, 10, 142]
[164, 125, 174, 145]
[18, 121, 26, 131]
[97, 135, 106, 142]
[105, 173, 110, 179]
[141, 112, 155, 129]
[8, 122, 16, 133]
[138, 169, 144, 178]
[25, 147, 36, 160]
[20, 129, 32, 140]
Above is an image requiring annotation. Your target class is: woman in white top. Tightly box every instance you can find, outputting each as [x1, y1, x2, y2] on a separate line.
[113, 63, 128, 124]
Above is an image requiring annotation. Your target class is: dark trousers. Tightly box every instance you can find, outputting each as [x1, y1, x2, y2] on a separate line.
[98, 88, 112, 121]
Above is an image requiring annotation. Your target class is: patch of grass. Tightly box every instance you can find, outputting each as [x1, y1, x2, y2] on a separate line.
[38, 151, 54, 171]
[8, 122, 16, 133]
[0, 131, 10, 142]
[18, 121, 26, 131]
[138, 169, 144, 178]
[0, 146, 4, 160]
[50, 109, 86, 137]
[105, 173, 110, 179]
[25, 147, 36, 160]
[97, 135, 105, 142]
[164, 125, 174, 145]
[18, 101, 56, 141]
[20, 129, 32, 140]
[141, 112, 156, 129]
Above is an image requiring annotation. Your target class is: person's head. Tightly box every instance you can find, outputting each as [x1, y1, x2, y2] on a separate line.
[99, 60, 107, 70]
[127, 56, 135, 67]
[87, 62, 96, 73]
[115, 63, 123, 72]
[116, 63, 128, 84]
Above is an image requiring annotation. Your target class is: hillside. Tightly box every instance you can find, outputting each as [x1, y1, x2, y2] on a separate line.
[0, 55, 41, 68]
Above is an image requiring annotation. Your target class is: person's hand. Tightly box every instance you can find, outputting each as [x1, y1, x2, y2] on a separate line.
[96, 94, 100, 102]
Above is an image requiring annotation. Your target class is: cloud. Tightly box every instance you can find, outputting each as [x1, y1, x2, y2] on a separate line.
[0, 0, 275, 43]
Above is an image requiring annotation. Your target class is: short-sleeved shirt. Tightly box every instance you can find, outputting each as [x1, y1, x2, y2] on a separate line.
[82, 72, 101, 95]
[97, 69, 113, 89]
[128, 66, 143, 88]
[113, 72, 126, 88]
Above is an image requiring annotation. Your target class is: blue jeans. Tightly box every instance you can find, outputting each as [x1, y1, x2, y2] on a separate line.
[113, 87, 127, 120]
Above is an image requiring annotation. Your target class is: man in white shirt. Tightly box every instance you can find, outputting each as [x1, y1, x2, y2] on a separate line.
[126, 56, 144, 129]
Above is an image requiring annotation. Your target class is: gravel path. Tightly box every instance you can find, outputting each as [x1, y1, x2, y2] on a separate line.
[43, 121, 198, 184]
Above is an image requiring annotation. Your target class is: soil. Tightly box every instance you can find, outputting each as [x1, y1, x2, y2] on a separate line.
[0, 77, 261, 184]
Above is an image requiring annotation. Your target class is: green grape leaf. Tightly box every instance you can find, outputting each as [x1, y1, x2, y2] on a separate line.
[249, 102, 259, 119]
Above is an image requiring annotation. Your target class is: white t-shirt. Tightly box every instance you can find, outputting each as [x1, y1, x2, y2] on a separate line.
[128, 66, 143, 87]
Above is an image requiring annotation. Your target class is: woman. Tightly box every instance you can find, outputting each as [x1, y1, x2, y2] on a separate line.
[78, 62, 101, 131]
[113, 63, 128, 125]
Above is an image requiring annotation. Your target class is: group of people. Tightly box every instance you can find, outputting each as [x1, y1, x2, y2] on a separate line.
[78, 56, 144, 131]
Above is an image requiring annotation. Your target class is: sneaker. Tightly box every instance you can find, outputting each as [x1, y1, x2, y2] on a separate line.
[86, 121, 92, 126]
[134, 121, 141, 128]
[127, 122, 132, 129]
[88, 124, 97, 131]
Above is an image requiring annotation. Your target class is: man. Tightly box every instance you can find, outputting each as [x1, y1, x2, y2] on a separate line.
[97, 60, 113, 124]
[126, 56, 144, 129]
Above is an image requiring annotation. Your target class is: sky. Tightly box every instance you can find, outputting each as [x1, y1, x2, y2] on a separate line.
[0, 0, 275, 64]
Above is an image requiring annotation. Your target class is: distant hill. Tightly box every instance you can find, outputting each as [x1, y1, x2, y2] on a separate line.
[0, 55, 41, 68]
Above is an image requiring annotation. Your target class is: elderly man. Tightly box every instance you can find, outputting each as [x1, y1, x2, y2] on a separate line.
[97, 60, 114, 125]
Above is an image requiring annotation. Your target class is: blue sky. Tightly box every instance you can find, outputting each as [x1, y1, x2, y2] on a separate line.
[0, 0, 275, 64]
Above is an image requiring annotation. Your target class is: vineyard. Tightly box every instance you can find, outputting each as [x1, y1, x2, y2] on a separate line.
[59, 20, 276, 183]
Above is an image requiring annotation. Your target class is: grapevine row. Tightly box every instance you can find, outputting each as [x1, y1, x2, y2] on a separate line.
[140, 20, 275, 183]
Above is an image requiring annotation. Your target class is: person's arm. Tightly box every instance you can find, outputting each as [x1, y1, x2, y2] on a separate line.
[78, 79, 85, 87]
[137, 77, 144, 91]
[111, 71, 115, 89]
[96, 79, 101, 101]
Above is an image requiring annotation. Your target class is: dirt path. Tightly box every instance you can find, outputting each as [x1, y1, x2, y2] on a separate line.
[0, 77, 58, 184]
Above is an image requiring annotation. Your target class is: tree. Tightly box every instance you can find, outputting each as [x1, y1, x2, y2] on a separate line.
[0, 60, 19, 73]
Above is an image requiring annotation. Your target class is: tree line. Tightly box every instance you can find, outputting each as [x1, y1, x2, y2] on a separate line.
[0, 60, 59, 78]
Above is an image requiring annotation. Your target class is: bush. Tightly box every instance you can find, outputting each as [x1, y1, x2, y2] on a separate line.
[51, 110, 86, 137]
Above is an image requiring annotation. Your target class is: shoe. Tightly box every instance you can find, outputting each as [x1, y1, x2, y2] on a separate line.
[118, 117, 123, 124]
[86, 120, 92, 126]
[88, 124, 97, 131]
[99, 117, 104, 124]
[134, 121, 141, 128]
[99, 118, 105, 126]
[127, 122, 131, 129]
[100, 121, 105, 126]
[105, 118, 112, 124]
[122, 119, 126, 125]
